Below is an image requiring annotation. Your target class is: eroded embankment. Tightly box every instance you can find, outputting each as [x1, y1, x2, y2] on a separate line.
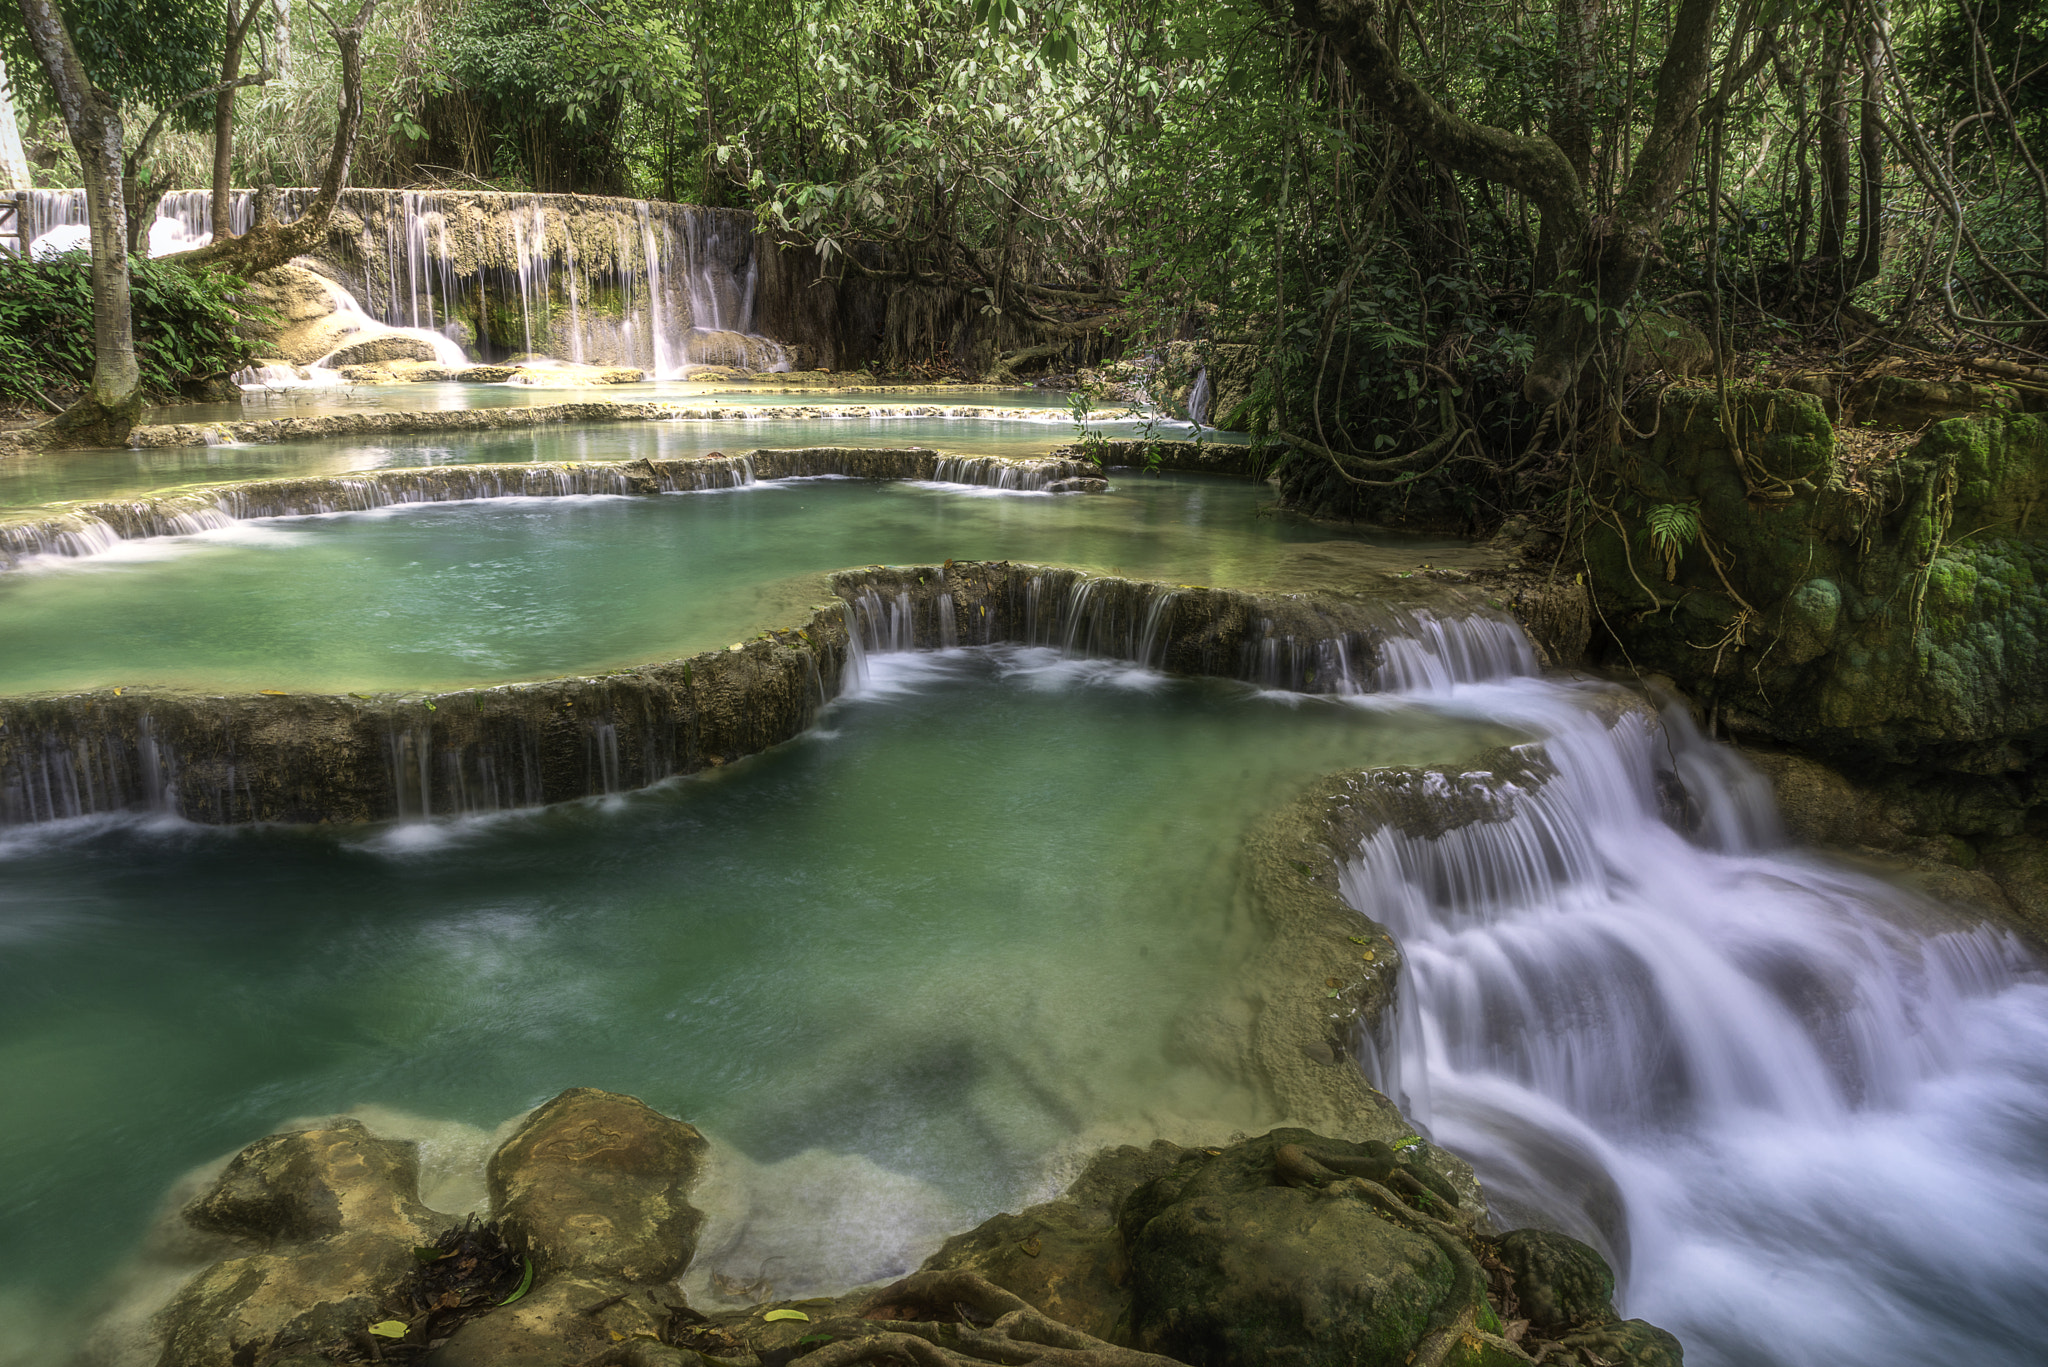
[0, 562, 1530, 825]
[0, 447, 1103, 565]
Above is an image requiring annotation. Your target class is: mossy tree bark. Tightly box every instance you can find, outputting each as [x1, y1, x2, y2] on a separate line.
[1267, 0, 1721, 408]
[13, 0, 143, 447]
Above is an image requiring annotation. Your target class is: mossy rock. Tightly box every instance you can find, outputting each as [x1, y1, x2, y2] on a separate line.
[1119, 1130, 1474, 1367]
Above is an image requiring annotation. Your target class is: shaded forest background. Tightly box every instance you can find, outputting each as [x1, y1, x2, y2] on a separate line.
[2, 0, 2043, 522]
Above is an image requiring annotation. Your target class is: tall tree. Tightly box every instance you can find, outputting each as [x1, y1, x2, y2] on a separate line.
[11, 0, 141, 445]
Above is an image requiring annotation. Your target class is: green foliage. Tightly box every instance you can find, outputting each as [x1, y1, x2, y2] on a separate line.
[0, 252, 261, 410]
[1643, 501, 1702, 580]
[0, 0, 221, 123]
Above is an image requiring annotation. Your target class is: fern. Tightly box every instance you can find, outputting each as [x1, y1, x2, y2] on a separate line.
[1643, 502, 1701, 581]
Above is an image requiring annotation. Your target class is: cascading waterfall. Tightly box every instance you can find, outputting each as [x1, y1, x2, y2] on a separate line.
[846, 574, 1538, 694]
[1340, 677, 2048, 1367]
[14, 188, 794, 376]
[1186, 367, 1212, 427]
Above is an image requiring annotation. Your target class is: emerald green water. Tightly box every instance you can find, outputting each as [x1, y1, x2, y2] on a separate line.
[0, 474, 1439, 695]
[0, 650, 1514, 1346]
[0, 413, 1226, 510]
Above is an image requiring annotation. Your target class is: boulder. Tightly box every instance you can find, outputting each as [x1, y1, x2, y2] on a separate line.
[157, 1119, 450, 1367]
[1492, 1228, 1614, 1331]
[1622, 311, 1713, 379]
[682, 329, 789, 371]
[487, 1088, 710, 1282]
[184, 1118, 441, 1244]
[156, 1232, 424, 1367]
[1554, 1318, 1686, 1367]
[1118, 1130, 1476, 1367]
[328, 334, 442, 366]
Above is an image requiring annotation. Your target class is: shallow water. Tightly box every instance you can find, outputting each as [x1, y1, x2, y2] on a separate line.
[0, 412, 1229, 511]
[0, 474, 1452, 695]
[0, 650, 1516, 1349]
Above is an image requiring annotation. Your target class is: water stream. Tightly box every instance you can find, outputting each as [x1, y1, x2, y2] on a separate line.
[0, 392, 2039, 1366]
[1340, 679, 2048, 1367]
[17, 189, 790, 376]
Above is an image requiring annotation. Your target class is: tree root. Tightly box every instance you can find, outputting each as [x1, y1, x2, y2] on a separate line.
[1276, 1146, 1537, 1367]
[789, 1270, 1191, 1367]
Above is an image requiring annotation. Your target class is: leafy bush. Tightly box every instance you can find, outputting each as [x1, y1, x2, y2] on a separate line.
[0, 252, 261, 411]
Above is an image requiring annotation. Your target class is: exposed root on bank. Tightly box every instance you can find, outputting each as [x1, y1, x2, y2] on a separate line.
[1276, 1144, 1539, 1367]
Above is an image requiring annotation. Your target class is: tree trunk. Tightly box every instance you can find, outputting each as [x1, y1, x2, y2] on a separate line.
[1535, 0, 1604, 282]
[1845, 0, 1885, 289]
[1815, 4, 1852, 265]
[212, 0, 272, 243]
[14, 0, 143, 447]
[169, 0, 376, 277]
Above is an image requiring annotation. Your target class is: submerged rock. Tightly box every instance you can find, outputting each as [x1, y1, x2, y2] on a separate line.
[488, 1087, 710, 1282]
[430, 1272, 671, 1367]
[157, 1232, 429, 1367]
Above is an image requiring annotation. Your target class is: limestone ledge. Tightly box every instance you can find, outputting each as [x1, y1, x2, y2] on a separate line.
[0, 401, 1142, 457]
[0, 562, 1536, 827]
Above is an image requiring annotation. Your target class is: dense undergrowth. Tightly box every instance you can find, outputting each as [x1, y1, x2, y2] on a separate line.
[0, 252, 259, 414]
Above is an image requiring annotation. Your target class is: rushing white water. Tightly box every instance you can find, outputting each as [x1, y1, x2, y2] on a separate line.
[1340, 675, 2048, 1367]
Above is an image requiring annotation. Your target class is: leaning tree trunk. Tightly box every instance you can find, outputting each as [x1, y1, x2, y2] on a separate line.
[13, 0, 143, 447]
[170, 0, 377, 277]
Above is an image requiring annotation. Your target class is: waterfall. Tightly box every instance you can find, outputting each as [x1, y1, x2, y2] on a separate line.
[15, 188, 794, 373]
[1186, 367, 1211, 427]
[1340, 678, 2048, 1367]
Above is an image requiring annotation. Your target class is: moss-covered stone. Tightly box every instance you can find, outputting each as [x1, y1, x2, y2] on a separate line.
[1120, 1130, 1464, 1367]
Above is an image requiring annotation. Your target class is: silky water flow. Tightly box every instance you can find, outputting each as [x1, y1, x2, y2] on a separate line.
[1340, 673, 2048, 1367]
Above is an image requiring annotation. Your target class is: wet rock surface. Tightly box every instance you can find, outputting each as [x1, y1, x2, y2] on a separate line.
[1585, 389, 2048, 934]
[920, 1141, 1188, 1341]
[1119, 1131, 1465, 1367]
[155, 1120, 451, 1367]
[185, 1119, 443, 1245]
[488, 1088, 711, 1282]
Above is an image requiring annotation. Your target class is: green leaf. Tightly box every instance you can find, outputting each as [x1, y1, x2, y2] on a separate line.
[763, 1308, 812, 1322]
[497, 1258, 535, 1307]
[368, 1320, 409, 1338]
[1391, 1134, 1423, 1151]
